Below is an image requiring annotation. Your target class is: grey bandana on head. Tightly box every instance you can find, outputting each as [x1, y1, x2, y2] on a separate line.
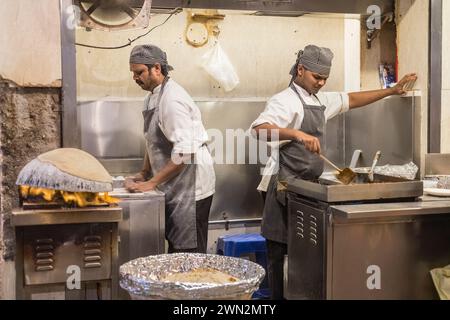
[289, 45, 334, 80]
[129, 44, 174, 71]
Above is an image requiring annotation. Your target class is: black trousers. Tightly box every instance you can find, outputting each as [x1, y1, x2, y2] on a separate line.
[266, 239, 287, 300]
[168, 195, 213, 254]
[261, 191, 287, 300]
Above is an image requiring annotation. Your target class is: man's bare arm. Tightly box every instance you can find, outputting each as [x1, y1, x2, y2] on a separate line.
[349, 73, 417, 109]
[252, 123, 321, 154]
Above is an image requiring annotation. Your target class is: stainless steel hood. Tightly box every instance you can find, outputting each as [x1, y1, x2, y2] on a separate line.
[151, 0, 393, 15]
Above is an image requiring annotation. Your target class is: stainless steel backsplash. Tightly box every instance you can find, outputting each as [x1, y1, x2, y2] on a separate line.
[77, 95, 418, 220]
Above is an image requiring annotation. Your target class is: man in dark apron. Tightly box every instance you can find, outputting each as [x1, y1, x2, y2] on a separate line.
[251, 45, 417, 299]
[125, 44, 215, 253]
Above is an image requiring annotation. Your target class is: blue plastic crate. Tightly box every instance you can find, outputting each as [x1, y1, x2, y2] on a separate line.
[217, 233, 270, 299]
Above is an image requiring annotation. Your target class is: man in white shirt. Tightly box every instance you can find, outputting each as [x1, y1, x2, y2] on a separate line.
[250, 44, 417, 299]
[125, 44, 215, 253]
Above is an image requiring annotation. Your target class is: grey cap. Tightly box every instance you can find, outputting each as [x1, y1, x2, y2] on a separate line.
[129, 44, 174, 71]
[289, 45, 334, 77]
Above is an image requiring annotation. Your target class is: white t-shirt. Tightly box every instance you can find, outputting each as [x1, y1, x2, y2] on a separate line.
[250, 82, 350, 192]
[144, 79, 215, 201]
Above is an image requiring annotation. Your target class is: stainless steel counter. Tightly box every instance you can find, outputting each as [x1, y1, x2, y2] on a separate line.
[330, 197, 450, 220]
[11, 207, 122, 226]
[286, 191, 450, 300]
[109, 188, 165, 299]
[109, 189, 165, 263]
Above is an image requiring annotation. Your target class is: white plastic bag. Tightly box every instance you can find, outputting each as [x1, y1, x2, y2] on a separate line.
[200, 42, 239, 92]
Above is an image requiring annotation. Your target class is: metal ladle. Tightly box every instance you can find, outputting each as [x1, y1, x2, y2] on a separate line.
[320, 154, 357, 185]
[368, 151, 382, 182]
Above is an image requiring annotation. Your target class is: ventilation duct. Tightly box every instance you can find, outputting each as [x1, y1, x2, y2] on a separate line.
[75, 0, 152, 31]
[150, 0, 393, 15]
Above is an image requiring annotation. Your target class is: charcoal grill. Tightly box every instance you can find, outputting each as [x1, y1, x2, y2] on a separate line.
[12, 148, 123, 300]
[12, 203, 122, 300]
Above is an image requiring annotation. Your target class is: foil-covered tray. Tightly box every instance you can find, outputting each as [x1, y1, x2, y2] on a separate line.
[119, 253, 265, 300]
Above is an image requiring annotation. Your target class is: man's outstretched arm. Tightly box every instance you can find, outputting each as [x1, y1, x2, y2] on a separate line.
[349, 73, 417, 109]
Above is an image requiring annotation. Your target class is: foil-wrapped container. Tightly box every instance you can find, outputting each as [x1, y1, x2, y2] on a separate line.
[374, 162, 419, 180]
[119, 253, 266, 300]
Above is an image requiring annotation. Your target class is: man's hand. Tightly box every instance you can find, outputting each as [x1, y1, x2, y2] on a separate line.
[295, 131, 321, 154]
[392, 73, 417, 95]
[129, 180, 158, 193]
[349, 73, 417, 109]
[124, 172, 147, 192]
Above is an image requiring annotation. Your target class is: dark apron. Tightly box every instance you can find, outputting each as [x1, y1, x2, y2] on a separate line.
[261, 84, 326, 244]
[142, 77, 197, 250]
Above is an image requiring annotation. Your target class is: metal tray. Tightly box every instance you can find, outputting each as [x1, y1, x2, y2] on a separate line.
[286, 173, 423, 203]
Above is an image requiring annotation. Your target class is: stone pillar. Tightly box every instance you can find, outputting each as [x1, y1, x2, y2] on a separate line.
[0, 81, 61, 299]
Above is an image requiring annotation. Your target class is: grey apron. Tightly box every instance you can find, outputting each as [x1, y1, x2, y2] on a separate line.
[261, 84, 326, 244]
[142, 77, 197, 249]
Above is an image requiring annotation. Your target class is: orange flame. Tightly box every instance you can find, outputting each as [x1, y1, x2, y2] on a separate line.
[20, 185, 119, 207]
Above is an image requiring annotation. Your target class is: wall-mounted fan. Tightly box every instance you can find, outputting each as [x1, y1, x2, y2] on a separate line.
[75, 0, 152, 31]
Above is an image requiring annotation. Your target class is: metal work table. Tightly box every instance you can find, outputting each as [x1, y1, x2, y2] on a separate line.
[330, 197, 450, 220]
[11, 207, 122, 226]
[285, 177, 450, 300]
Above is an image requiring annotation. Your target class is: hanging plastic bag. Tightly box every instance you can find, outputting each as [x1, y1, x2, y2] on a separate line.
[200, 42, 240, 92]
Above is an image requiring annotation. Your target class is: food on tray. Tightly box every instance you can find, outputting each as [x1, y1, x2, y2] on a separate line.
[161, 268, 238, 284]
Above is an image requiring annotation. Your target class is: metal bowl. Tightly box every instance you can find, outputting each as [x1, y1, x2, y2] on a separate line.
[119, 253, 266, 300]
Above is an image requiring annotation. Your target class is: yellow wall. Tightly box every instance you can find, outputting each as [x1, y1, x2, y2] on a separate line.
[0, 0, 61, 87]
[360, 18, 396, 90]
[76, 10, 347, 100]
[396, 0, 429, 171]
[397, 0, 428, 95]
